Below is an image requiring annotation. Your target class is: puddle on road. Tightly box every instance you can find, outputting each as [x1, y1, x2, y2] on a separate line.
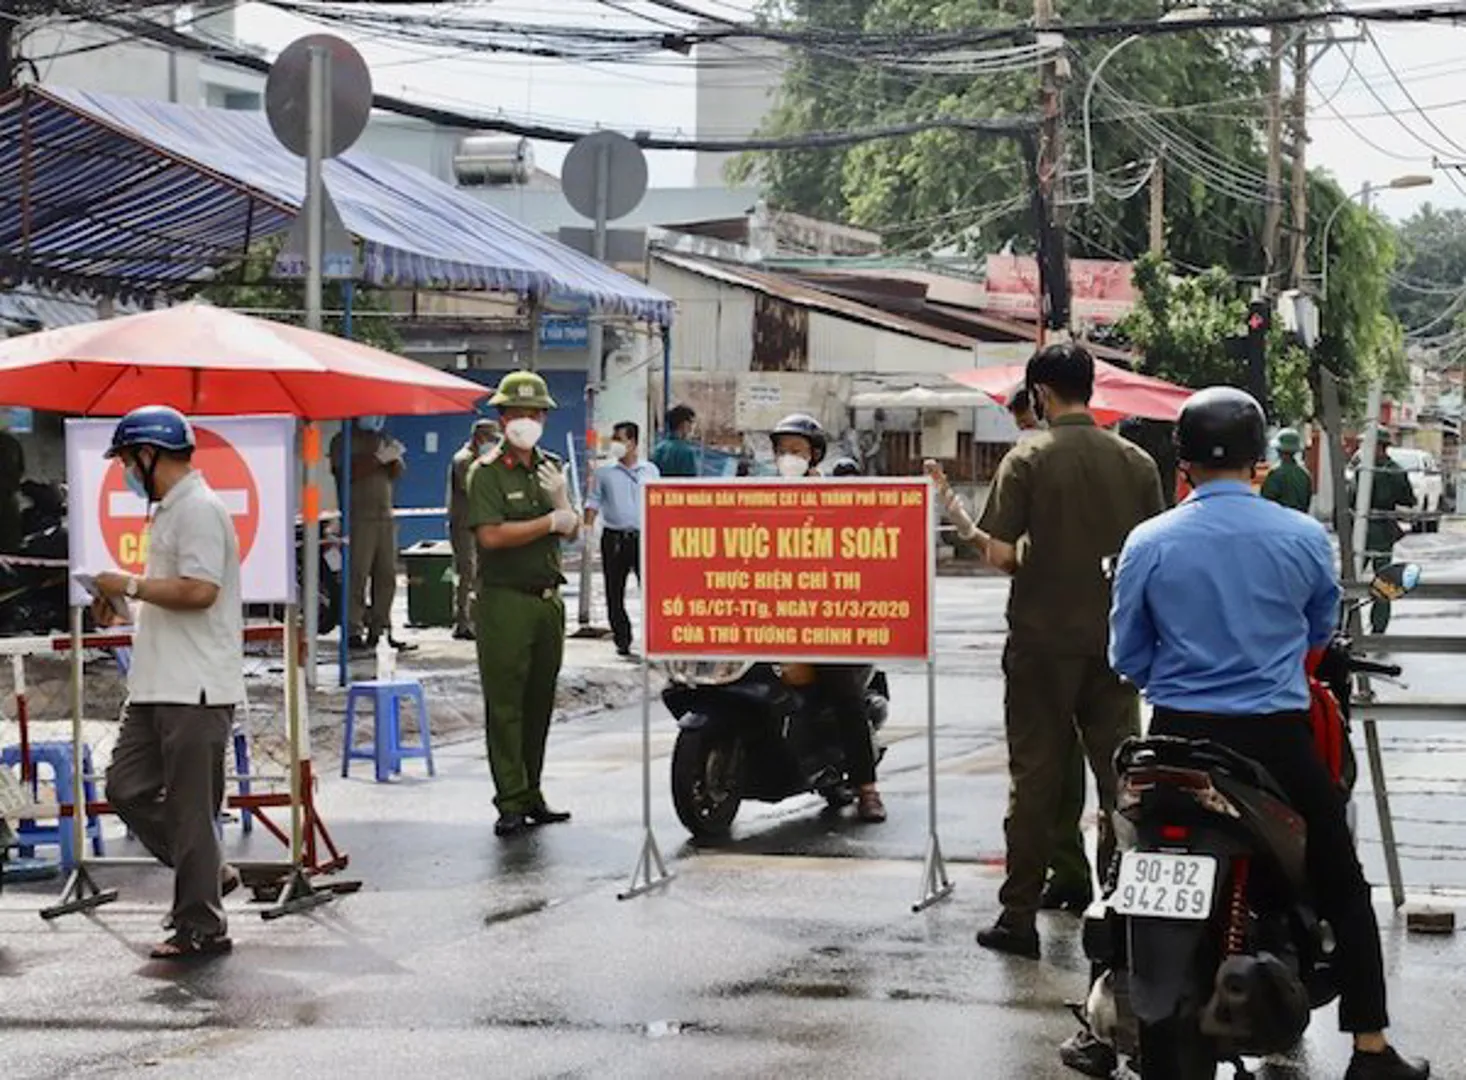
[717, 977, 854, 1000]
[482, 897, 559, 926]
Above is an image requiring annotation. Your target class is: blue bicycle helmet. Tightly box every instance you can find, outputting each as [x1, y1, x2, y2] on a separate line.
[105, 406, 196, 459]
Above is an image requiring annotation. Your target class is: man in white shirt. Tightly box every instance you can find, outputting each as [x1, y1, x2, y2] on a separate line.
[94, 406, 244, 961]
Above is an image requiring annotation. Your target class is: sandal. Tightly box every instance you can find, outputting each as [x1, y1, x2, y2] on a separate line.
[856, 789, 887, 823]
[150, 930, 233, 961]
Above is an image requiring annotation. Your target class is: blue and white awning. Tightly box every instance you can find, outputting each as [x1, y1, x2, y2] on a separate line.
[0, 86, 672, 323]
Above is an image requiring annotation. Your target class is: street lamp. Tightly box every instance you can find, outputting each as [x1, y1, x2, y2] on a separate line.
[1319, 174, 1433, 301]
[1080, 7, 1213, 205]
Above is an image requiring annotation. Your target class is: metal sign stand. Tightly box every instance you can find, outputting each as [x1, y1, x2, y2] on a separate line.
[618, 656, 673, 900]
[40, 605, 119, 920]
[913, 502, 952, 912]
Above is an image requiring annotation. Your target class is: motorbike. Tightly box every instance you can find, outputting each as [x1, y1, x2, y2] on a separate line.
[248, 519, 343, 636]
[0, 481, 69, 635]
[1079, 562, 1420, 1079]
[663, 659, 890, 841]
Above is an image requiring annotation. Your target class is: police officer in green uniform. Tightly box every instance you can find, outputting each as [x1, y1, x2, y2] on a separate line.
[467, 371, 580, 838]
[1262, 427, 1313, 513]
[1354, 431, 1417, 634]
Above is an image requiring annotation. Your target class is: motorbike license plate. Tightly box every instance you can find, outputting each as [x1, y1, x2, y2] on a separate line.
[324, 548, 343, 573]
[1112, 852, 1217, 921]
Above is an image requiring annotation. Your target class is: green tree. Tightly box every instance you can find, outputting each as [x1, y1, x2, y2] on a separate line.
[1389, 202, 1466, 335]
[192, 240, 401, 353]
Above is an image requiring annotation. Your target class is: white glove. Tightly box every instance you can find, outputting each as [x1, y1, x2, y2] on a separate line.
[942, 488, 979, 541]
[548, 508, 579, 536]
[537, 462, 572, 511]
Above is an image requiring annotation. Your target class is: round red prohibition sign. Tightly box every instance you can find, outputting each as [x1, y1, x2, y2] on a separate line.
[99, 427, 261, 574]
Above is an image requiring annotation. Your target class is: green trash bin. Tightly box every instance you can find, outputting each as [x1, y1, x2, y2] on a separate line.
[403, 540, 457, 628]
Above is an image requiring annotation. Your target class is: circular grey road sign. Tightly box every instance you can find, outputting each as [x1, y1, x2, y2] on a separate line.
[562, 131, 649, 223]
[266, 34, 373, 159]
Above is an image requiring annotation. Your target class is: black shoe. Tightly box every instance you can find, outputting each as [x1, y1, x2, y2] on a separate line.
[1345, 1046, 1430, 1080]
[525, 804, 571, 826]
[452, 626, 476, 642]
[976, 921, 1040, 960]
[1059, 1029, 1118, 1078]
[346, 634, 372, 652]
[388, 636, 418, 653]
[1041, 882, 1094, 914]
[494, 812, 530, 838]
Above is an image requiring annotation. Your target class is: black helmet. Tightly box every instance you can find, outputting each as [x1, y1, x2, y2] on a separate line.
[828, 456, 860, 477]
[771, 413, 827, 466]
[1176, 386, 1266, 468]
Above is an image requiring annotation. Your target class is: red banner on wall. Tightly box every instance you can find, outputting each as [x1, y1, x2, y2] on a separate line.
[642, 479, 934, 661]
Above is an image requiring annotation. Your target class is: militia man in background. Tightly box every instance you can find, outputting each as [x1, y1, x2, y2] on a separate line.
[448, 417, 500, 641]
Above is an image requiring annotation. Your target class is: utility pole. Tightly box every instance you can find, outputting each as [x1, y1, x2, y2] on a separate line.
[0, 2, 17, 91]
[1149, 150, 1165, 256]
[1289, 34, 1309, 288]
[1035, 0, 1068, 336]
[1264, 26, 1285, 288]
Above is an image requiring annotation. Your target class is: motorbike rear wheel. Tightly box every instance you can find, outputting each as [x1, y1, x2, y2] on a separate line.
[671, 722, 743, 840]
[1137, 1016, 1216, 1080]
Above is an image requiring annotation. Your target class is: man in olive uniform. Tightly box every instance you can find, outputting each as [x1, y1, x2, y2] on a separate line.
[1355, 431, 1416, 634]
[1262, 427, 1313, 513]
[448, 418, 500, 641]
[330, 416, 409, 649]
[467, 371, 580, 838]
[1012, 388, 1092, 913]
[970, 343, 1166, 963]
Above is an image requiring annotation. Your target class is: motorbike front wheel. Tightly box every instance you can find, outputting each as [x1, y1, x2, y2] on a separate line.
[1137, 1016, 1215, 1080]
[671, 722, 743, 840]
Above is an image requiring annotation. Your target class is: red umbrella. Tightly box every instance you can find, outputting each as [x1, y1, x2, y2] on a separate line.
[950, 359, 1192, 426]
[0, 302, 486, 418]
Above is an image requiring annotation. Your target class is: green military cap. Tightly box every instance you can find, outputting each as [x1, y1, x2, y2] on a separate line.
[489, 370, 557, 410]
[1275, 428, 1303, 454]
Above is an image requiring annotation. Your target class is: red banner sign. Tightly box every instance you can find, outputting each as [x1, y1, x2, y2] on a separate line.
[984, 253, 1136, 324]
[643, 479, 933, 661]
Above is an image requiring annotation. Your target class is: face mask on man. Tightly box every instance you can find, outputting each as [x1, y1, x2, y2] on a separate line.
[776, 453, 810, 479]
[504, 418, 544, 451]
[609, 440, 629, 462]
[358, 415, 386, 433]
[124, 449, 156, 502]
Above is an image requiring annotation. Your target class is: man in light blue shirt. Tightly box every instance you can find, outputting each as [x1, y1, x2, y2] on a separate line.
[585, 421, 659, 657]
[1108, 387, 1426, 1080]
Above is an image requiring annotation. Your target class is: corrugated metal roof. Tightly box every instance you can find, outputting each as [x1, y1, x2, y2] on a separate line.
[0, 286, 130, 333]
[653, 252, 978, 349]
[0, 86, 673, 323]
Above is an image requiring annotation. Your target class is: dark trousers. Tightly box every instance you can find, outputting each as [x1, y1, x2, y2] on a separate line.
[1152, 709, 1389, 1033]
[1369, 551, 1396, 635]
[1048, 742, 1092, 893]
[106, 703, 233, 937]
[816, 664, 877, 786]
[999, 645, 1139, 928]
[601, 529, 640, 652]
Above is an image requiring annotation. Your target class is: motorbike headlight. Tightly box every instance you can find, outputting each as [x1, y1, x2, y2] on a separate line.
[663, 660, 752, 686]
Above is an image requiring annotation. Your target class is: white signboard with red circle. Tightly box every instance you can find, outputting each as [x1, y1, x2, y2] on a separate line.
[66, 415, 297, 606]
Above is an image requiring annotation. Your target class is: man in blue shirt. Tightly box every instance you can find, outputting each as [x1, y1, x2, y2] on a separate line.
[585, 421, 659, 657]
[1108, 387, 1426, 1080]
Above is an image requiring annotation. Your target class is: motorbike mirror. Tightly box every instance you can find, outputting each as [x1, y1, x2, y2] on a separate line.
[1369, 562, 1422, 602]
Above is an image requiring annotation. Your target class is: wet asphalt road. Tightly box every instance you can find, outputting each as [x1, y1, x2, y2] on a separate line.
[3, 535, 1466, 1079]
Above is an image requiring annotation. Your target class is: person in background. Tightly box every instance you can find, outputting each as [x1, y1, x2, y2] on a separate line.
[1262, 427, 1314, 514]
[93, 406, 243, 961]
[448, 418, 500, 641]
[1354, 430, 1416, 634]
[330, 416, 412, 651]
[0, 424, 23, 552]
[652, 404, 698, 478]
[1009, 388, 1041, 439]
[772, 413, 886, 823]
[1013, 383, 1093, 918]
[468, 371, 579, 838]
[828, 456, 861, 477]
[1108, 387, 1428, 1080]
[585, 421, 659, 658]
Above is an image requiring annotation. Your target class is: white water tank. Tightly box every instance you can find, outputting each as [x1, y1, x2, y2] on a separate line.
[454, 135, 534, 187]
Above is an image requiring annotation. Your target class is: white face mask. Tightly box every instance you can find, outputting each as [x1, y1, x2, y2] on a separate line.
[504, 418, 543, 451]
[608, 440, 629, 461]
[776, 453, 809, 479]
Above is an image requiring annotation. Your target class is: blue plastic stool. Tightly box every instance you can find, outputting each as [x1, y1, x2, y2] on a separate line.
[342, 679, 435, 782]
[2, 741, 106, 870]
